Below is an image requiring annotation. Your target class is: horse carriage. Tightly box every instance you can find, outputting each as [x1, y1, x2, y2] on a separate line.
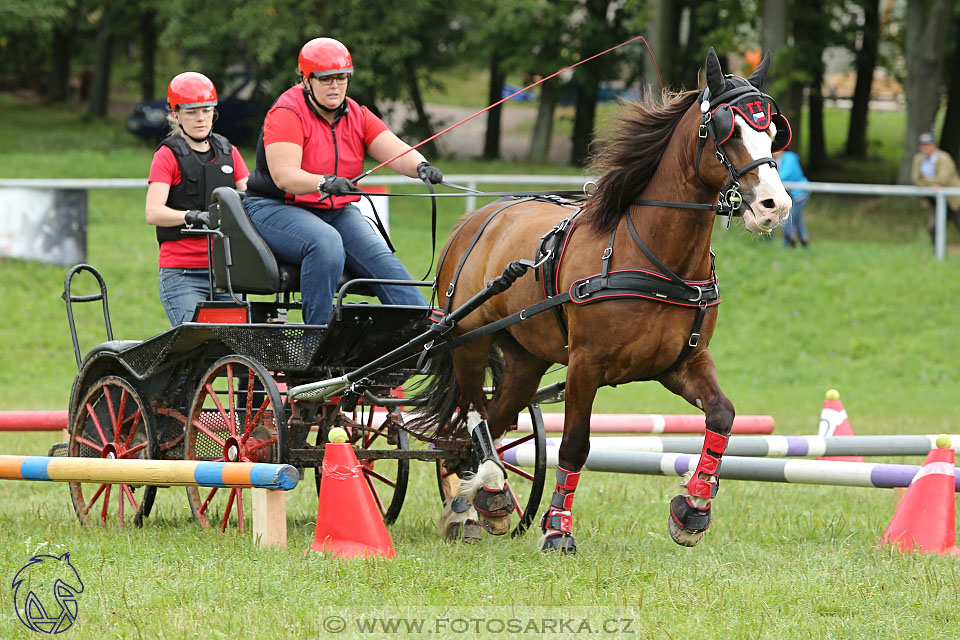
[60, 48, 792, 552]
[61, 186, 552, 536]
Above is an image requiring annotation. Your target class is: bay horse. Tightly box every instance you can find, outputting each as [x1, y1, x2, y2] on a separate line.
[411, 48, 792, 552]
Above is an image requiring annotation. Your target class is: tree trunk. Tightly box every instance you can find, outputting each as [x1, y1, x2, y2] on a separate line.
[403, 58, 438, 159]
[763, 0, 802, 155]
[939, 13, 960, 161]
[808, 79, 827, 170]
[571, 67, 600, 166]
[844, 0, 879, 158]
[646, 0, 675, 94]
[140, 9, 157, 101]
[48, 27, 73, 102]
[529, 81, 557, 163]
[87, 3, 116, 118]
[483, 56, 504, 159]
[898, 0, 951, 183]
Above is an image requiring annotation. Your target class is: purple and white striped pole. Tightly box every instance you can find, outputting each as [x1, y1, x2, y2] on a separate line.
[500, 445, 960, 491]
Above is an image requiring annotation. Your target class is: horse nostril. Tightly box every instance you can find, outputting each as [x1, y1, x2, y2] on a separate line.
[761, 199, 776, 210]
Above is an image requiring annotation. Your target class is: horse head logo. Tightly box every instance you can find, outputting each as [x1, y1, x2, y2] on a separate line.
[12, 552, 84, 634]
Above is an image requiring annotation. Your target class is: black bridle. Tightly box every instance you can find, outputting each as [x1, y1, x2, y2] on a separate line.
[632, 82, 780, 228]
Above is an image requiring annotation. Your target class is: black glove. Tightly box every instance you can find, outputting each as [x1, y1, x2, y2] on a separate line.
[417, 161, 443, 184]
[184, 210, 210, 228]
[319, 174, 356, 197]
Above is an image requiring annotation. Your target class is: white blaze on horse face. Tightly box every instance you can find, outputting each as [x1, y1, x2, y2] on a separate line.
[735, 116, 792, 233]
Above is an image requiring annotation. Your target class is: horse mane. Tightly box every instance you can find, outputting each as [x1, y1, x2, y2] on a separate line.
[582, 89, 700, 234]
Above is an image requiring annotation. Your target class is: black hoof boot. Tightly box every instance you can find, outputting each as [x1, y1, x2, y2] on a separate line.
[668, 495, 711, 547]
[539, 531, 578, 554]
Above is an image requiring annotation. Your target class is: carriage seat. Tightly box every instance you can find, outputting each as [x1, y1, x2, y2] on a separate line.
[208, 187, 373, 298]
[209, 187, 300, 295]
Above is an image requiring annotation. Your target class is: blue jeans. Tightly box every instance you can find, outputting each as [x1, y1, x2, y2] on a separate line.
[158, 268, 231, 325]
[244, 197, 428, 325]
[782, 192, 810, 246]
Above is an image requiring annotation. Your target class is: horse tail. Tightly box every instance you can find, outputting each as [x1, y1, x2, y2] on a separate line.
[405, 346, 504, 441]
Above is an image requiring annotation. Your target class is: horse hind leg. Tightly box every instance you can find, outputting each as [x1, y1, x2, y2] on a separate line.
[458, 413, 513, 535]
[660, 353, 735, 547]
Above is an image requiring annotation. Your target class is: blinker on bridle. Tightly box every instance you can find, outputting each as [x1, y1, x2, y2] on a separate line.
[631, 79, 789, 229]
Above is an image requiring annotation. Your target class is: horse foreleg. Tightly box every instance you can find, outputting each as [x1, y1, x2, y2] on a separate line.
[660, 350, 734, 547]
[539, 361, 598, 554]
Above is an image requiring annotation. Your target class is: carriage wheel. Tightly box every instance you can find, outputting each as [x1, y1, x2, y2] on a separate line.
[68, 376, 156, 528]
[314, 407, 410, 525]
[184, 356, 285, 533]
[435, 404, 547, 537]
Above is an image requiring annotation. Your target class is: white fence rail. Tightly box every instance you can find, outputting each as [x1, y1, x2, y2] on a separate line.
[2, 176, 958, 261]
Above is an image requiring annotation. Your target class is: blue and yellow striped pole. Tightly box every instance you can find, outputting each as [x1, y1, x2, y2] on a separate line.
[0, 456, 299, 490]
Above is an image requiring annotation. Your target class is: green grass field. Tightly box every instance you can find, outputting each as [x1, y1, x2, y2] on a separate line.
[1, 93, 959, 639]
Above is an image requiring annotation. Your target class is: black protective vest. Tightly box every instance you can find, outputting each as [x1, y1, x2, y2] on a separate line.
[156, 133, 236, 245]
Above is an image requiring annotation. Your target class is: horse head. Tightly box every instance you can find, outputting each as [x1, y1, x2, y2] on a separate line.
[698, 47, 792, 233]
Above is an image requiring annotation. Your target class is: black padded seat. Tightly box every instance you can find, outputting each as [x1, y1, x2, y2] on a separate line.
[209, 187, 301, 295]
[209, 187, 375, 299]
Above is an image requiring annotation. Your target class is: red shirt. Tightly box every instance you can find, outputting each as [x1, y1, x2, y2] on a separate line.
[261, 87, 387, 209]
[148, 145, 249, 268]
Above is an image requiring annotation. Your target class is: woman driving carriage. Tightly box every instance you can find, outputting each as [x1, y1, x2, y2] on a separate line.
[145, 72, 251, 325]
[244, 37, 440, 325]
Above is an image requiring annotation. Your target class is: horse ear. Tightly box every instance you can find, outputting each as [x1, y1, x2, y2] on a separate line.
[705, 47, 725, 98]
[747, 50, 772, 89]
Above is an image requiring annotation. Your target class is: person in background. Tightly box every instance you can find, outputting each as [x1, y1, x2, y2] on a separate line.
[911, 132, 960, 245]
[774, 148, 810, 248]
[145, 72, 250, 325]
[244, 37, 441, 325]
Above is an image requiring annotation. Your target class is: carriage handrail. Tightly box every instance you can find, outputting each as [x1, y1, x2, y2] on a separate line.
[62, 264, 113, 370]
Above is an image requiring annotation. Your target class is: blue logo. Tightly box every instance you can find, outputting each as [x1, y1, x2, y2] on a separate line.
[12, 553, 83, 634]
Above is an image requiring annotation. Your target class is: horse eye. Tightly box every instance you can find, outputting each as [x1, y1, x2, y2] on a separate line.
[731, 127, 742, 139]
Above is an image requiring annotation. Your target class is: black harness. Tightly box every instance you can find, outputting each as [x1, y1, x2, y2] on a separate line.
[431, 78, 788, 377]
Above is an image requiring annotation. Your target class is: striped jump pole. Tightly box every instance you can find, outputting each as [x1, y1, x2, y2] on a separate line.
[501, 434, 960, 458]
[514, 413, 775, 434]
[500, 447, 960, 491]
[0, 456, 299, 489]
[0, 411, 69, 431]
[0, 456, 299, 549]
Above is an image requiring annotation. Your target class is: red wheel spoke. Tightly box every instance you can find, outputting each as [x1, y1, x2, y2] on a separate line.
[85, 401, 109, 446]
[118, 441, 148, 458]
[74, 435, 104, 453]
[205, 383, 233, 435]
[84, 484, 107, 515]
[503, 461, 534, 481]
[497, 433, 533, 453]
[363, 467, 396, 488]
[242, 396, 272, 445]
[236, 488, 245, 534]
[504, 481, 523, 518]
[364, 474, 386, 515]
[118, 481, 125, 527]
[220, 488, 237, 533]
[100, 483, 112, 526]
[243, 368, 255, 436]
[226, 364, 237, 436]
[199, 487, 219, 517]
[103, 387, 119, 441]
[245, 437, 278, 454]
[192, 416, 227, 447]
[122, 485, 139, 512]
[122, 409, 143, 448]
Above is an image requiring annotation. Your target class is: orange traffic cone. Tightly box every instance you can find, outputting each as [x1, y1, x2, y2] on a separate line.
[878, 435, 960, 556]
[308, 442, 395, 559]
[816, 389, 865, 462]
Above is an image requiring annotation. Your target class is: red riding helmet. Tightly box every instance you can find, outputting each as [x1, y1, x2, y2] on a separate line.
[167, 72, 218, 111]
[298, 38, 353, 78]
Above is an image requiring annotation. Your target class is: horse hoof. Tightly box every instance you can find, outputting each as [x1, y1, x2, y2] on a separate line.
[444, 519, 483, 544]
[667, 495, 710, 547]
[538, 532, 577, 554]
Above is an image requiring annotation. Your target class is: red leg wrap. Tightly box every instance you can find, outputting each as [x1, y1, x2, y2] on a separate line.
[541, 467, 581, 534]
[686, 430, 727, 501]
